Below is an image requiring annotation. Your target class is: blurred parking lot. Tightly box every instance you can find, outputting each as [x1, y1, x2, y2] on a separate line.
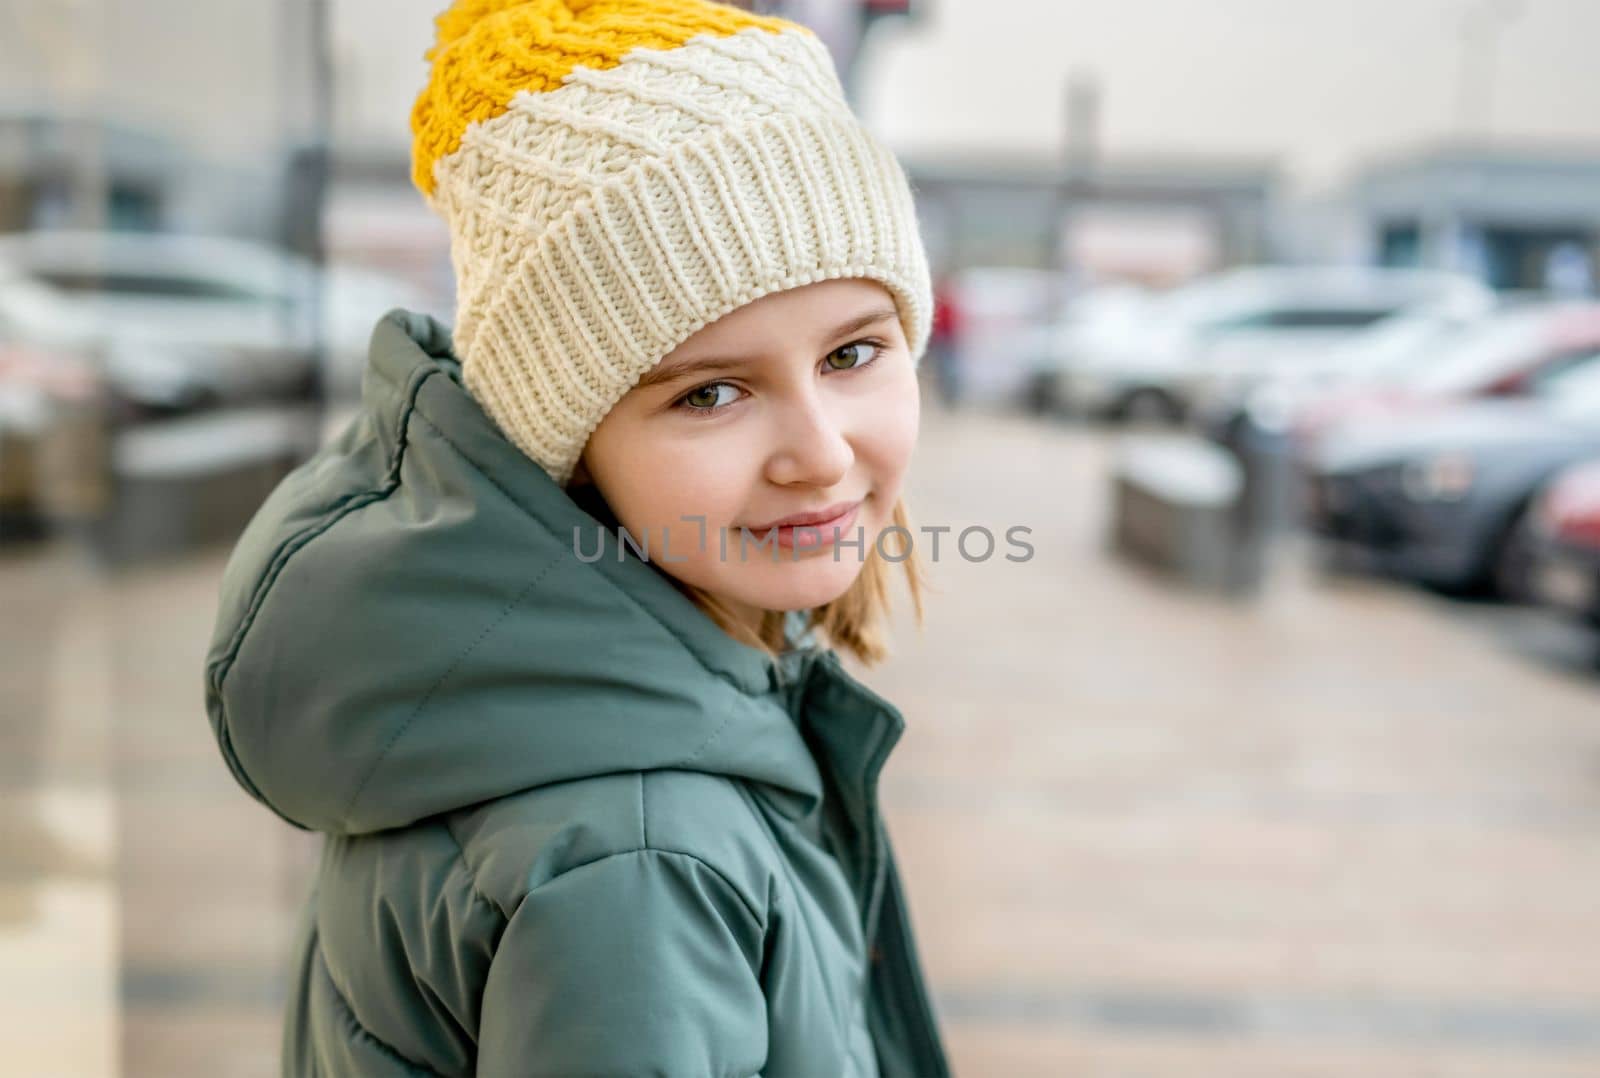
[6, 395, 1600, 1077]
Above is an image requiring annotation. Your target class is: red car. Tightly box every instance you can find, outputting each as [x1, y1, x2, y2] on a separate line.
[1291, 301, 1600, 460]
[1529, 458, 1600, 626]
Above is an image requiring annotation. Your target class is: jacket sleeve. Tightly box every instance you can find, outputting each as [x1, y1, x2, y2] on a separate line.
[475, 848, 770, 1077]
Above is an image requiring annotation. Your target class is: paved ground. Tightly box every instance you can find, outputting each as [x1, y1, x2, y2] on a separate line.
[4, 400, 1600, 1076]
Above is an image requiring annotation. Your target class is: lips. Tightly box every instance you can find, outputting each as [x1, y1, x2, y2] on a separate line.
[745, 498, 863, 533]
[742, 499, 864, 553]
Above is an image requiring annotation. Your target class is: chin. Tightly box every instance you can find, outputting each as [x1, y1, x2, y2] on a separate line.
[719, 559, 863, 614]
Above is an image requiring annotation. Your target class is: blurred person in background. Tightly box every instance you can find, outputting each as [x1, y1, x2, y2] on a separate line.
[927, 274, 964, 409]
[203, 1, 951, 1075]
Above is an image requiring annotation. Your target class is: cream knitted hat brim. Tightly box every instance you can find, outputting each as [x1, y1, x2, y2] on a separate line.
[414, 10, 932, 488]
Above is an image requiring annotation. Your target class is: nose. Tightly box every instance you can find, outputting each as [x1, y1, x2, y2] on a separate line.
[764, 389, 855, 489]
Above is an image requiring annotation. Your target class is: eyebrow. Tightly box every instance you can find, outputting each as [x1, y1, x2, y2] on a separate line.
[634, 305, 900, 391]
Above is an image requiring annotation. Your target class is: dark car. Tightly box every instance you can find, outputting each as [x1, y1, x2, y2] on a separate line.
[1527, 458, 1600, 626]
[1304, 360, 1600, 598]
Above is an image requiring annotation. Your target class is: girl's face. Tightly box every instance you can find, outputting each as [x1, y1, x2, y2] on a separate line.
[573, 278, 920, 630]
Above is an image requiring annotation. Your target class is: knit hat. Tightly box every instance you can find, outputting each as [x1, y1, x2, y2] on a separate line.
[410, 0, 933, 488]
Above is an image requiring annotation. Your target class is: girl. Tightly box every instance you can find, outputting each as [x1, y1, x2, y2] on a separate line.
[204, 0, 951, 1074]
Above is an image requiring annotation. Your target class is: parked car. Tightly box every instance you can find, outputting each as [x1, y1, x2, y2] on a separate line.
[1527, 458, 1600, 626]
[0, 229, 430, 413]
[1198, 300, 1502, 446]
[1286, 300, 1600, 461]
[1304, 359, 1600, 597]
[1028, 265, 1491, 423]
[0, 230, 430, 546]
[1021, 282, 1154, 414]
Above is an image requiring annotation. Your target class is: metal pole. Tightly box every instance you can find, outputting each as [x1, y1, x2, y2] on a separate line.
[1054, 73, 1098, 304]
[277, 0, 334, 450]
[1454, 0, 1524, 137]
[307, 0, 333, 446]
[65, 0, 107, 232]
[12, 0, 107, 229]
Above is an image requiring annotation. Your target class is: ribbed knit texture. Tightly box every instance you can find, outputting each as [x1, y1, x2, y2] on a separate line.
[410, 0, 932, 487]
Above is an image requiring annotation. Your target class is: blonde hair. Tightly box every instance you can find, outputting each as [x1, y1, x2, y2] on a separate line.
[668, 496, 929, 668]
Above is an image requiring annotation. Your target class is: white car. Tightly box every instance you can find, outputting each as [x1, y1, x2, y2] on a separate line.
[1216, 303, 1500, 439]
[1030, 265, 1495, 423]
[0, 229, 431, 412]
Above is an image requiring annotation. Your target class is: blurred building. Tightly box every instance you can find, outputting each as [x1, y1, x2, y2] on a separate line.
[0, 108, 286, 239]
[0, 109, 163, 232]
[319, 139, 454, 309]
[903, 151, 1280, 284]
[1350, 142, 1600, 294]
[0, 1, 328, 236]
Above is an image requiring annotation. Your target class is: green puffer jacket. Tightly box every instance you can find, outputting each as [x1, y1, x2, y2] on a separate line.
[203, 308, 952, 1078]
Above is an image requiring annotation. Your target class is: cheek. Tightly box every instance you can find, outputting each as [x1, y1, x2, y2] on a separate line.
[600, 434, 752, 567]
[644, 431, 759, 521]
[597, 414, 750, 516]
[856, 363, 921, 484]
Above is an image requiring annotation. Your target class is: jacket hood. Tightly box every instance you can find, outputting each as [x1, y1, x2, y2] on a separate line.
[203, 308, 827, 836]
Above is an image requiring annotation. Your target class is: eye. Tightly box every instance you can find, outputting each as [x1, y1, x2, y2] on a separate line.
[823, 339, 885, 372]
[678, 382, 740, 414]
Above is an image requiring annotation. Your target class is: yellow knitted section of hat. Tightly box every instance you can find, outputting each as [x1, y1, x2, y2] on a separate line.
[410, 0, 804, 198]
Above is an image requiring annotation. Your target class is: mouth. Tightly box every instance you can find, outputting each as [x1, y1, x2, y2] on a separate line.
[742, 498, 864, 551]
